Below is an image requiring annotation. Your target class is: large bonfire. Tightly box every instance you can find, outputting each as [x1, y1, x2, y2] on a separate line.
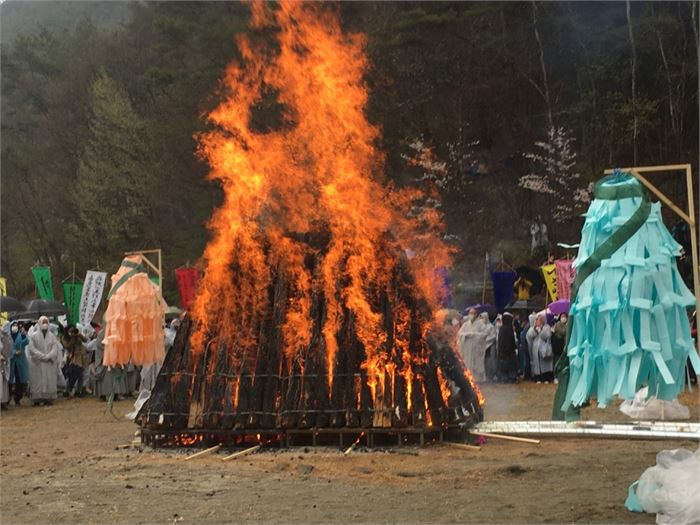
[139, 1, 483, 441]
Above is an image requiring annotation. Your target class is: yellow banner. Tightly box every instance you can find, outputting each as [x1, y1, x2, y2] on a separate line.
[0, 277, 7, 324]
[541, 264, 558, 302]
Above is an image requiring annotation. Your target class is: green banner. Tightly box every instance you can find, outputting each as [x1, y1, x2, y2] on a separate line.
[150, 275, 160, 286]
[32, 266, 54, 300]
[62, 282, 83, 325]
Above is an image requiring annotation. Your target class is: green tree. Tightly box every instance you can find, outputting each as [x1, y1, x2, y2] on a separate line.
[74, 70, 155, 257]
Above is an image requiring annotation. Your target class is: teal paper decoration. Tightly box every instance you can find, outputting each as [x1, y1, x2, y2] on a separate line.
[559, 174, 699, 413]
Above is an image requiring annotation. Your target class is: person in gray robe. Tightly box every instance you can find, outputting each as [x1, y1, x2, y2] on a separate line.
[126, 361, 140, 396]
[26, 316, 61, 405]
[526, 313, 554, 383]
[90, 329, 128, 399]
[139, 318, 177, 395]
[0, 328, 12, 408]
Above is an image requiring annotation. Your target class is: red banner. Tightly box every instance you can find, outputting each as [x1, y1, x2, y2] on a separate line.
[175, 267, 200, 310]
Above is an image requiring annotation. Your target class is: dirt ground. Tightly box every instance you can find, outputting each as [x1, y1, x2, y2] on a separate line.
[1, 382, 698, 524]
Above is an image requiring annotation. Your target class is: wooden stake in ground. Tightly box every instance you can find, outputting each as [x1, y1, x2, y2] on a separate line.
[343, 432, 365, 455]
[444, 441, 481, 452]
[221, 444, 261, 462]
[183, 444, 221, 461]
[471, 431, 540, 445]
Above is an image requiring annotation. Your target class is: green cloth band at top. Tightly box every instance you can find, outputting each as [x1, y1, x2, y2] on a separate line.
[106, 260, 147, 300]
[552, 182, 652, 420]
[593, 173, 645, 200]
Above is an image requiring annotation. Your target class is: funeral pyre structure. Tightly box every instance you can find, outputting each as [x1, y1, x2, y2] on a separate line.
[137, 1, 483, 447]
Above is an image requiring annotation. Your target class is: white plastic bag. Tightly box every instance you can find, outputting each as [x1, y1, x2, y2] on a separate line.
[627, 445, 700, 524]
[125, 389, 151, 420]
[620, 386, 690, 420]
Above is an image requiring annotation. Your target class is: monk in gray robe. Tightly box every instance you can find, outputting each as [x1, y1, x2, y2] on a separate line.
[90, 329, 127, 399]
[0, 328, 12, 408]
[26, 316, 61, 405]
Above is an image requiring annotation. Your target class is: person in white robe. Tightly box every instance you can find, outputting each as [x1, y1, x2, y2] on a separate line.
[26, 316, 61, 405]
[457, 308, 486, 381]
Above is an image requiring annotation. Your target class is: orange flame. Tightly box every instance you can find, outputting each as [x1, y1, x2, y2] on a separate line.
[187, 1, 471, 423]
[464, 368, 485, 408]
[436, 368, 451, 406]
[421, 381, 433, 427]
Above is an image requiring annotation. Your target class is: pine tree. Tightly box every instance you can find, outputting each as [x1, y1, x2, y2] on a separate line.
[74, 70, 154, 255]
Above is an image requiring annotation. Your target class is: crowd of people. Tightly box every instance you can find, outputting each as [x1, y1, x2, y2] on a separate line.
[0, 316, 181, 410]
[456, 307, 569, 385]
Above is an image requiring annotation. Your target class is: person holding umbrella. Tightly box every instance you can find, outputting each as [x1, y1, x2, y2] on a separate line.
[26, 316, 61, 405]
[9, 322, 29, 405]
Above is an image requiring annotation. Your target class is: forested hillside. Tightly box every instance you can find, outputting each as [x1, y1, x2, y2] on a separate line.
[2, 1, 698, 307]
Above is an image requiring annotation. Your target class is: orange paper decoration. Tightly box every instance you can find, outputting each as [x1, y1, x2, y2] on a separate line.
[104, 255, 166, 366]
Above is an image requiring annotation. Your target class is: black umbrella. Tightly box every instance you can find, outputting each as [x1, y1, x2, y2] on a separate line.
[21, 299, 67, 319]
[0, 296, 26, 313]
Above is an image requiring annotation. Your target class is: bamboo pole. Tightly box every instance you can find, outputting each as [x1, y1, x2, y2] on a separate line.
[343, 432, 365, 455]
[124, 249, 163, 294]
[609, 163, 693, 172]
[343, 442, 359, 455]
[157, 249, 163, 295]
[482, 253, 487, 304]
[470, 431, 540, 445]
[444, 442, 481, 451]
[603, 167, 691, 223]
[685, 165, 700, 355]
[221, 444, 261, 462]
[183, 444, 221, 461]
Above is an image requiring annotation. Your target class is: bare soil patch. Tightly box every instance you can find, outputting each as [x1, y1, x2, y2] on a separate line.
[1, 382, 697, 524]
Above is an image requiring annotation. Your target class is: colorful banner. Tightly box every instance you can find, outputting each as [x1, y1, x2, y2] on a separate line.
[541, 264, 558, 302]
[62, 282, 84, 326]
[79, 271, 107, 326]
[0, 277, 7, 324]
[491, 271, 516, 313]
[32, 266, 54, 300]
[555, 259, 576, 300]
[175, 267, 200, 310]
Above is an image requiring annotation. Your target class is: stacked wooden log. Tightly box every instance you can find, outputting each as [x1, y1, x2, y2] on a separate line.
[138, 236, 483, 435]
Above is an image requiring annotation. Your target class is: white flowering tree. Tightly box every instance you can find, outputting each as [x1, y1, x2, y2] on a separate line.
[402, 136, 479, 192]
[401, 136, 479, 243]
[519, 125, 591, 223]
